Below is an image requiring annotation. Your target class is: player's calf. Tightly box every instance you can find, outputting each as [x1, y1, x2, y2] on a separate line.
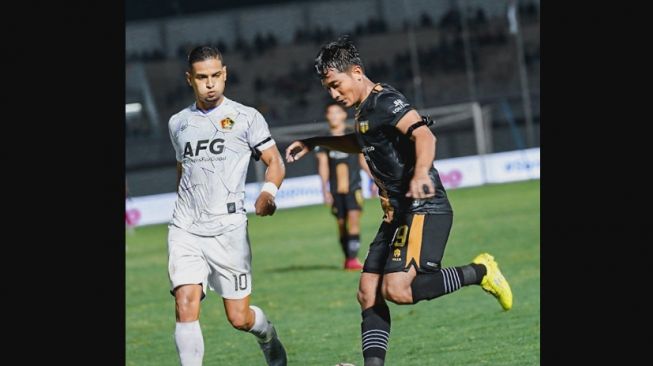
[381, 270, 416, 304]
[361, 303, 391, 366]
[358, 273, 390, 365]
[173, 285, 204, 365]
[357, 273, 382, 309]
[175, 320, 204, 366]
[226, 307, 254, 331]
[410, 264, 486, 303]
[381, 284, 413, 304]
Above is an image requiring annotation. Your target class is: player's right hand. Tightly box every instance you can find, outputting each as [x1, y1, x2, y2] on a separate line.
[255, 191, 277, 216]
[406, 172, 436, 199]
[285, 141, 310, 163]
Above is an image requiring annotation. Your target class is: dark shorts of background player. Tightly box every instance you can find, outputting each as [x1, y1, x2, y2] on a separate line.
[331, 189, 363, 219]
[363, 213, 453, 274]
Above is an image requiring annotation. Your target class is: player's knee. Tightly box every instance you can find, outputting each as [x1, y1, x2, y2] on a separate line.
[357, 288, 376, 308]
[382, 284, 412, 305]
[347, 217, 360, 232]
[175, 292, 201, 320]
[226, 309, 252, 331]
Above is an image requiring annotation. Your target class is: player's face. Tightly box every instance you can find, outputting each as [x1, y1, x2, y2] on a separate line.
[322, 67, 362, 108]
[186, 57, 227, 108]
[325, 104, 347, 130]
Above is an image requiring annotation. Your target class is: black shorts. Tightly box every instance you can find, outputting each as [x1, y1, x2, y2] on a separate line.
[362, 213, 453, 274]
[331, 189, 363, 219]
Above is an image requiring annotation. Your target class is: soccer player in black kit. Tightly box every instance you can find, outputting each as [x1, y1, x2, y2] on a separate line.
[316, 102, 374, 270]
[286, 37, 513, 366]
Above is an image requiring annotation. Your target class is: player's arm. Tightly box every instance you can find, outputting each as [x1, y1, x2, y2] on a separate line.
[358, 153, 372, 178]
[169, 115, 184, 192]
[176, 162, 183, 191]
[316, 151, 333, 205]
[285, 133, 360, 162]
[358, 153, 378, 197]
[255, 145, 286, 216]
[395, 109, 436, 199]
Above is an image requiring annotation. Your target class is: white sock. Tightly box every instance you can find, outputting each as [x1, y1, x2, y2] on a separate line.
[175, 320, 204, 366]
[249, 305, 273, 342]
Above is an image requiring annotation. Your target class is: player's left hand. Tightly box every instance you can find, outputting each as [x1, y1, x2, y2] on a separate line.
[406, 173, 436, 199]
[255, 191, 277, 216]
[285, 140, 311, 163]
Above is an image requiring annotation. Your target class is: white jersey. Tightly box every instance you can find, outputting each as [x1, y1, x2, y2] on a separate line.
[168, 97, 275, 236]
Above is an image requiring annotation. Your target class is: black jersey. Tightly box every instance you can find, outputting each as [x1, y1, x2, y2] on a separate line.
[354, 83, 452, 214]
[315, 145, 362, 194]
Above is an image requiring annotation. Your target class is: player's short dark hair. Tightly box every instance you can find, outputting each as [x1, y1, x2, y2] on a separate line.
[314, 36, 364, 79]
[325, 101, 346, 112]
[187, 46, 224, 69]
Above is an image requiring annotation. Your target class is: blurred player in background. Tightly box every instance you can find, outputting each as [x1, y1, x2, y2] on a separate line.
[167, 46, 287, 366]
[315, 102, 375, 270]
[286, 37, 512, 366]
[125, 179, 136, 236]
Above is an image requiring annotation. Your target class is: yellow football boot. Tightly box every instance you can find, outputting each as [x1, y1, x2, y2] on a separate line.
[472, 253, 513, 311]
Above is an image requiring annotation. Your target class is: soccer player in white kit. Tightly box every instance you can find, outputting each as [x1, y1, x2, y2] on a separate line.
[167, 46, 287, 366]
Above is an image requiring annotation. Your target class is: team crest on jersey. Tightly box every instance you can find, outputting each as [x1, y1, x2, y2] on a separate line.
[220, 117, 235, 130]
[358, 120, 369, 133]
[393, 248, 401, 261]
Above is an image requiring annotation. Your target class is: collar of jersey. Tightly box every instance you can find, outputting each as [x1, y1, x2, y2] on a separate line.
[191, 97, 229, 115]
[356, 83, 385, 114]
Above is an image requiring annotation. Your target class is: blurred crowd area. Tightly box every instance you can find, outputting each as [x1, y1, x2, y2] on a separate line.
[126, 1, 539, 129]
[126, 0, 539, 195]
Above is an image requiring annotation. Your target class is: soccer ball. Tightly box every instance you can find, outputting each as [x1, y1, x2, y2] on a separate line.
[334, 363, 356, 366]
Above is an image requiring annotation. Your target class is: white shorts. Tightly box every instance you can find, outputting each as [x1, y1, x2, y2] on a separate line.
[167, 221, 252, 300]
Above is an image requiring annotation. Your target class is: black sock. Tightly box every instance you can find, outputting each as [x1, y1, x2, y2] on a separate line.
[462, 263, 487, 285]
[364, 357, 385, 366]
[361, 303, 391, 364]
[411, 264, 485, 303]
[346, 234, 361, 259]
[339, 235, 348, 258]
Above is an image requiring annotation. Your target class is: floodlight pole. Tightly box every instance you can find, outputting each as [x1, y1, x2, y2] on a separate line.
[512, 0, 535, 148]
[134, 62, 161, 137]
[458, 0, 478, 103]
[402, 0, 424, 109]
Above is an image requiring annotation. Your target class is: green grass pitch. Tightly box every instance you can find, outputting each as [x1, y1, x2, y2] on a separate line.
[127, 180, 540, 365]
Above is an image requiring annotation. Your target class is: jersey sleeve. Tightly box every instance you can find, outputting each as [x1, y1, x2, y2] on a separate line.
[371, 90, 415, 127]
[168, 116, 183, 162]
[247, 110, 276, 152]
